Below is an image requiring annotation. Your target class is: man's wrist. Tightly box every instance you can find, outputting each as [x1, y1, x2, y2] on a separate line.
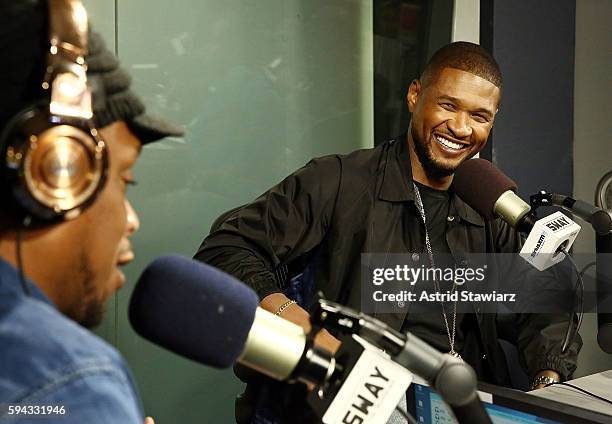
[530, 370, 560, 390]
[275, 299, 297, 316]
[260, 293, 311, 332]
[260, 292, 290, 311]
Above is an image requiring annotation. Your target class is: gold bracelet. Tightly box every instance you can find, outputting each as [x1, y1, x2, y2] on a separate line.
[275, 299, 297, 316]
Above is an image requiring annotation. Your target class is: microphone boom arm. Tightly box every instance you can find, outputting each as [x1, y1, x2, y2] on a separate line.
[530, 190, 612, 353]
[530, 190, 612, 235]
[312, 300, 492, 424]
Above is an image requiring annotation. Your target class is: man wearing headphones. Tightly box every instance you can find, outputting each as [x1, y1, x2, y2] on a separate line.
[0, 1, 182, 422]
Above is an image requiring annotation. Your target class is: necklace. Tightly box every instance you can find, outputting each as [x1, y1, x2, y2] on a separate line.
[412, 182, 462, 360]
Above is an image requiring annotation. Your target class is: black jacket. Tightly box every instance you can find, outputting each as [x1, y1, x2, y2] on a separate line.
[195, 136, 581, 392]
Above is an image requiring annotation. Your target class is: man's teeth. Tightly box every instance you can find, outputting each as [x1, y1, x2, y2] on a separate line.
[436, 135, 465, 150]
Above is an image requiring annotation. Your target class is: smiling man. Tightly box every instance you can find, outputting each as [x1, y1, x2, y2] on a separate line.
[0, 1, 182, 422]
[407, 66, 500, 188]
[196, 42, 581, 423]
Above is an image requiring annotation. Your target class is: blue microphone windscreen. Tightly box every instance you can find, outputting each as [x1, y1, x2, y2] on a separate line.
[129, 255, 259, 368]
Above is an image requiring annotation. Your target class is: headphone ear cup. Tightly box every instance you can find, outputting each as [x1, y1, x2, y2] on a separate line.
[1, 104, 108, 221]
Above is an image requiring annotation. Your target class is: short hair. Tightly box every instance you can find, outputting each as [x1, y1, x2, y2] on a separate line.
[420, 42, 502, 91]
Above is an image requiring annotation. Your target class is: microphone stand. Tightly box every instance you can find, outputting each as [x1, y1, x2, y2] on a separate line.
[530, 191, 612, 353]
[311, 299, 493, 424]
[596, 232, 612, 353]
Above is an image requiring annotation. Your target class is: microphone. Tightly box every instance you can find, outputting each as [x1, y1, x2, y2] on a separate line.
[312, 300, 493, 424]
[128, 255, 334, 385]
[454, 158, 581, 271]
[309, 335, 415, 424]
[130, 256, 489, 423]
[129, 256, 416, 423]
[545, 194, 612, 352]
[453, 158, 533, 232]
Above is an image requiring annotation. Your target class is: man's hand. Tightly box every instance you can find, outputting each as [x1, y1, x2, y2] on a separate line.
[531, 370, 561, 390]
[260, 293, 341, 391]
[260, 293, 342, 354]
[313, 328, 342, 354]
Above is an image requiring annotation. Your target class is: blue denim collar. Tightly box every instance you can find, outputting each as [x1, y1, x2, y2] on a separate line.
[0, 256, 54, 307]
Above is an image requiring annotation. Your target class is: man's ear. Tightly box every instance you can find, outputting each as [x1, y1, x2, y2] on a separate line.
[407, 79, 421, 113]
[489, 108, 499, 128]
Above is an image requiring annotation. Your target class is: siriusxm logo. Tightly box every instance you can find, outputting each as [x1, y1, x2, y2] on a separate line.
[531, 234, 546, 258]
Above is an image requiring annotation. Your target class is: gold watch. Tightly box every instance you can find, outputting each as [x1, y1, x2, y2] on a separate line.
[530, 375, 558, 390]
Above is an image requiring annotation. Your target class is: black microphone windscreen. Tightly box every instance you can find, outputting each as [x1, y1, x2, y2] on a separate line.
[454, 158, 518, 220]
[128, 255, 259, 368]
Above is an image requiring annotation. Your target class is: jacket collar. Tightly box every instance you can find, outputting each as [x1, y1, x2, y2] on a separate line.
[378, 135, 415, 202]
[0, 257, 54, 305]
[378, 135, 484, 226]
[450, 192, 485, 226]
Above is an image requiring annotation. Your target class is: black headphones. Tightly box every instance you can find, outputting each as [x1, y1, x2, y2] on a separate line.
[0, 0, 107, 222]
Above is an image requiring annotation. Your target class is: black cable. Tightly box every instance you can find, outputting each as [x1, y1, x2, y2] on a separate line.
[544, 382, 612, 406]
[560, 249, 584, 352]
[558, 248, 584, 354]
[579, 261, 596, 279]
[15, 216, 32, 296]
[394, 405, 417, 424]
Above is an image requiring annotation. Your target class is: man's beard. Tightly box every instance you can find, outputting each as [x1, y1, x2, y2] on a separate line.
[410, 126, 460, 180]
[66, 252, 106, 329]
[79, 281, 105, 329]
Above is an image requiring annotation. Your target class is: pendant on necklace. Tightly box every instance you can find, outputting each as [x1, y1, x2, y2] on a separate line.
[449, 350, 463, 360]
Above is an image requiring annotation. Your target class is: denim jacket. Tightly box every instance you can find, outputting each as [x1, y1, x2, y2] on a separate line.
[0, 258, 143, 423]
